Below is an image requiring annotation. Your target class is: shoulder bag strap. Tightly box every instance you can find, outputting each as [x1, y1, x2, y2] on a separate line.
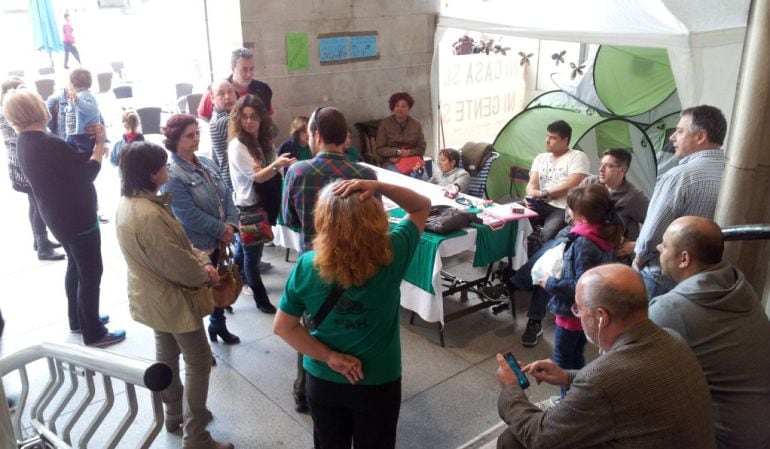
[308, 284, 346, 331]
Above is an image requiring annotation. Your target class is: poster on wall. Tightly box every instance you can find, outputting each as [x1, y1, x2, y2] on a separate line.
[286, 32, 309, 72]
[318, 32, 379, 65]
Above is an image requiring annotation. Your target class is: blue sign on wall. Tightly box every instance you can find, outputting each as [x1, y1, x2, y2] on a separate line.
[350, 35, 378, 59]
[319, 36, 349, 63]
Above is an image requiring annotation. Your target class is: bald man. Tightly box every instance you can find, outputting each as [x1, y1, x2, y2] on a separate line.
[650, 216, 770, 449]
[209, 79, 237, 189]
[495, 264, 715, 449]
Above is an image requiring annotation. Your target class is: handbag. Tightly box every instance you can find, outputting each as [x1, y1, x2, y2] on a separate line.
[211, 243, 243, 308]
[531, 241, 566, 285]
[395, 155, 425, 175]
[239, 206, 274, 246]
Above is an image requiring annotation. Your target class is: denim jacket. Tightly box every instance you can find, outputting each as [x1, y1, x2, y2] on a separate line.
[545, 233, 613, 317]
[161, 153, 238, 251]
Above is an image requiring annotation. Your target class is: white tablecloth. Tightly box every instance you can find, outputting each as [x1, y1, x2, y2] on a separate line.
[274, 164, 531, 324]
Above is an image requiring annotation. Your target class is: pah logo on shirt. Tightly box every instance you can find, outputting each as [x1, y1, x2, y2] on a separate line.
[332, 295, 368, 330]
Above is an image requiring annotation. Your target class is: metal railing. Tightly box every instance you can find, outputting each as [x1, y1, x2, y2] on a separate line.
[721, 224, 770, 241]
[1, 342, 171, 449]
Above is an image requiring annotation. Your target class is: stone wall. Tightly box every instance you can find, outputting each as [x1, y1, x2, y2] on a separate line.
[239, 0, 439, 154]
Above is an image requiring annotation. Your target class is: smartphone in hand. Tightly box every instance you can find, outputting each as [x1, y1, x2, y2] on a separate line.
[503, 352, 530, 389]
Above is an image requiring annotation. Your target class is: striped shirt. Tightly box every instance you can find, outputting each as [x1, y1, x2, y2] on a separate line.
[282, 151, 377, 252]
[209, 108, 231, 190]
[635, 148, 725, 270]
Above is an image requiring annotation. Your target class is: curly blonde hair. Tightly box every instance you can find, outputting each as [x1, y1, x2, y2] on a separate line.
[312, 182, 393, 288]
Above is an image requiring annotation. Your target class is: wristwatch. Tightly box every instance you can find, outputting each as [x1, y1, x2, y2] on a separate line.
[541, 189, 550, 199]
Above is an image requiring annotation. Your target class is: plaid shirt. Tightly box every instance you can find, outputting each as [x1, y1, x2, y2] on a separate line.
[635, 148, 725, 270]
[282, 151, 377, 252]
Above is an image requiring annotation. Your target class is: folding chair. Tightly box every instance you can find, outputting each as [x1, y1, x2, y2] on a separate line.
[34, 79, 55, 100]
[96, 72, 113, 94]
[175, 82, 193, 99]
[186, 93, 203, 118]
[113, 85, 133, 99]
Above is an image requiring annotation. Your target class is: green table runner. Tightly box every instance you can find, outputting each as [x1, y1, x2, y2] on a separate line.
[471, 220, 519, 267]
[389, 209, 466, 294]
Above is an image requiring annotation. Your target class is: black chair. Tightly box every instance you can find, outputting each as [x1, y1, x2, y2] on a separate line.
[175, 83, 193, 99]
[7, 69, 24, 78]
[113, 85, 133, 99]
[136, 107, 162, 135]
[353, 119, 383, 165]
[34, 79, 55, 100]
[38, 67, 54, 76]
[186, 93, 203, 118]
[97, 72, 113, 94]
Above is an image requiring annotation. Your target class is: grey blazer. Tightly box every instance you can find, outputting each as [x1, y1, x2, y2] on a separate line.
[497, 320, 716, 449]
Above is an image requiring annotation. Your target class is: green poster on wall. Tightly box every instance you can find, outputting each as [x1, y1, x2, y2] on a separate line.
[286, 32, 309, 72]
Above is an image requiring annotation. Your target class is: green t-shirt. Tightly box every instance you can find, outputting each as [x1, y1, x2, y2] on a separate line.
[279, 220, 420, 385]
[297, 144, 312, 161]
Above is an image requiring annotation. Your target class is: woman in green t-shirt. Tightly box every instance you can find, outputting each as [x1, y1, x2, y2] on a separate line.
[275, 179, 429, 449]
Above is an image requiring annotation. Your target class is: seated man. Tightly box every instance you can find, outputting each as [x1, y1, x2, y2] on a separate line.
[495, 264, 716, 449]
[650, 216, 770, 449]
[525, 120, 589, 246]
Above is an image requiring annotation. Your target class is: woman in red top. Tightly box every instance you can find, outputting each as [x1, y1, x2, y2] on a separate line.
[62, 13, 81, 69]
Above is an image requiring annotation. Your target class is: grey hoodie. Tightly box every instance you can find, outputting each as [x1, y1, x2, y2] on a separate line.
[649, 262, 770, 449]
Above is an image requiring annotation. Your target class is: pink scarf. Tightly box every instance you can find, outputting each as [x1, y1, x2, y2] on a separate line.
[571, 222, 613, 252]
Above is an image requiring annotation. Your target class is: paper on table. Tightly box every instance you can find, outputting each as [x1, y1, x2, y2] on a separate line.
[483, 203, 539, 222]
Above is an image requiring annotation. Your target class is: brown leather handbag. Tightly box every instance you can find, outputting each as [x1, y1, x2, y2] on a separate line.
[211, 243, 243, 308]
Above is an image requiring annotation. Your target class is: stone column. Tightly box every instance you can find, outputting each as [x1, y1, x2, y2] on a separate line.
[715, 0, 770, 310]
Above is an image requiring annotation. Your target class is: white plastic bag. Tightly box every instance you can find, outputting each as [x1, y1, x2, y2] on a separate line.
[531, 242, 566, 285]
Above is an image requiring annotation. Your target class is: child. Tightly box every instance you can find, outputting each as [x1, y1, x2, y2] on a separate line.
[110, 110, 144, 167]
[277, 116, 312, 161]
[536, 184, 622, 395]
[64, 68, 101, 153]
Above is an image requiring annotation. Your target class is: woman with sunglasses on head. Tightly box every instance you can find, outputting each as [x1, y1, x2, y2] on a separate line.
[228, 95, 295, 314]
[116, 141, 233, 449]
[160, 113, 240, 344]
[274, 178, 429, 449]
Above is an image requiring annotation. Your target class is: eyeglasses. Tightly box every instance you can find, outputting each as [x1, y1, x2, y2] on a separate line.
[240, 114, 260, 122]
[308, 106, 324, 134]
[598, 163, 621, 170]
[571, 302, 586, 317]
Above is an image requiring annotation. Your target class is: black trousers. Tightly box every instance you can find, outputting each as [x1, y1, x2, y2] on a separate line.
[63, 42, 81, 67]
[61, 228, 106, 343]
[528, 200, 567, 245]
[306, 374, 401, 449]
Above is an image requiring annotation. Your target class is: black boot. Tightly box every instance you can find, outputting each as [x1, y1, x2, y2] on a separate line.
[208, 323, 241, 344]
[255, 296, 276, 314]
[35, 235, 65, 261]
[33, 234, 62, 251]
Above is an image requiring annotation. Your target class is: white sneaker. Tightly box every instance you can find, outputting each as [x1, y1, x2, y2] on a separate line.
[241, 285, 253, 296]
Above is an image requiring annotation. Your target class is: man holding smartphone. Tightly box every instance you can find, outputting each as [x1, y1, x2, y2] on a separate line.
[494, 264, 716, 449]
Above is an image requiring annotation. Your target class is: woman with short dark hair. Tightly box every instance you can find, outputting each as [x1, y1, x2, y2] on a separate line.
[274, 179, 430, 449]
[161, 113, 240, 344]
[375, 92, 426, 173]
[116, 141, 234, 449]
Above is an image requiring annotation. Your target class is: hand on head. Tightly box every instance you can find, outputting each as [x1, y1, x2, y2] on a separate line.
[333, 179, 378, 202]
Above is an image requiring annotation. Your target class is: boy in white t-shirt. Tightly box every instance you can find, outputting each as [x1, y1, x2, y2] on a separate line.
[525, 120, 590, 244]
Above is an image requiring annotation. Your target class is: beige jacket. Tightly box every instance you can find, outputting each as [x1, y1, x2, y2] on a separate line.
[116, 191, 214, 334]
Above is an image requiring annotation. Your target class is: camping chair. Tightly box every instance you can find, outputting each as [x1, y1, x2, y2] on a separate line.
[353, 119, 383, 165]
[458, 145, 499, 199]
[175, 82, 193, 99]
[34, 79, 55, 100]
[509, 165, 530, 199]
[186, 93, 203, 118]
[136, 107, 162, 135]
[96, 72, 113, 94]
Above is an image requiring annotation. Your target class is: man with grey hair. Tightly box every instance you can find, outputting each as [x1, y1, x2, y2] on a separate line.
[634, 105, 726, 298]
[197, 47, 273, 122]
[650, 216, 770, 449]
[495, 264, 716, 449]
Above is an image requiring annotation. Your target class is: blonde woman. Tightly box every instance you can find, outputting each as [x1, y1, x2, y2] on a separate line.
[274, 179, 429, 449]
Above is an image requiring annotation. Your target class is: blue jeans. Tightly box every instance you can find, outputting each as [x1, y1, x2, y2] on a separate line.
[640, 266, 674, 300]
[61, 227, 107, 343]
[233, 235, 268, 300]
[553, 324, 587, 397]
[510, 238, 561, 321]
